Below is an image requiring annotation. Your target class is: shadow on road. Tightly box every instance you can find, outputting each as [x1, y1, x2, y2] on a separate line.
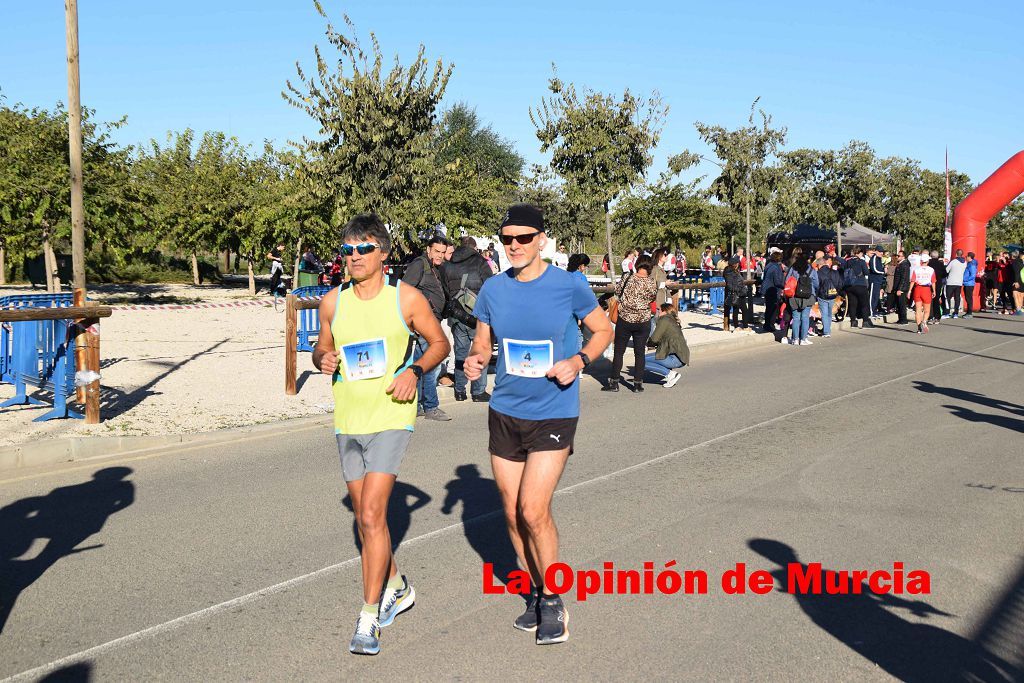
[748, 538, 1019, 682]
[341, 481, 431, 553]
[913, 381, 1024, 417]
[38, 662, 93, 682]
[441, 464, 519, 590]
[0, 467, 135, 635]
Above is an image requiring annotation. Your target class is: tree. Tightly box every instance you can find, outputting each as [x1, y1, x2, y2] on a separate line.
[137, 129, 250, 284]
[284, 3, 452, 248]
[516, 167, 602, 253]
[413, 104, 523, 239]
[990, 196, 1024, 249]
[433, 103, 523, 183]
[0, 99, 135, 290]
[530, 67, 667, 278]
[694, 99, 787, 264]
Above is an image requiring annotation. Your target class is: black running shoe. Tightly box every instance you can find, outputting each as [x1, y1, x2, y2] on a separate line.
[513, 588, 540, 632]
[536, 595, 569, 644]
[472, 391, 491, 403]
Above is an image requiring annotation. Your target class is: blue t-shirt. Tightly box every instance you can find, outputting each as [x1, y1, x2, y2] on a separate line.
[473, 266, 599, 421]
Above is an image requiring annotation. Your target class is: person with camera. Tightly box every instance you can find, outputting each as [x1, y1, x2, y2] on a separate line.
[443, 236, 495, 402]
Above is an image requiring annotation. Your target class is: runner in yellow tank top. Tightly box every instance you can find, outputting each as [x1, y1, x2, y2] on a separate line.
[313, 214, 449, 656]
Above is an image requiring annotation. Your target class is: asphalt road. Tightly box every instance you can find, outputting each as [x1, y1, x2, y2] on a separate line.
[1, 314, 1022, 682]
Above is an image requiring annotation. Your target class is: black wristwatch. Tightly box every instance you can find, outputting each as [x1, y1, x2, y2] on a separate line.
[408, 364, 424, 379]
[575, 351, 591, 367]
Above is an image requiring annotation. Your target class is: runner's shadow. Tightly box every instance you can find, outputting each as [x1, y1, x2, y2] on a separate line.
[941, 404, 1024, 434]
[748, 538, 1018, 682]
[342, 481, 431, 553]
[0, 467, 135, 635]
[441, 464, 520, 588]
[38, 662, 92, 682]
[913, 381, 1024, 417]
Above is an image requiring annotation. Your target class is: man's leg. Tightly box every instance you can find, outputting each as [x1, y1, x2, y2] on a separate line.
[346, 475, 398, 603]
[896, 292, 908, 323]
[964, 286, 974, 315]
[492, 456, 540, 586]
[414, 335, 441, 412]
[516, 449, 572, 594]
[451, 321, 471, 396]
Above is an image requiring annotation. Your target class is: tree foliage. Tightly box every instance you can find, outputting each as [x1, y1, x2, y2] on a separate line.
[283, 2, 452, 246]
[530, 67, 666, 275]
[694, 98, 787, 245]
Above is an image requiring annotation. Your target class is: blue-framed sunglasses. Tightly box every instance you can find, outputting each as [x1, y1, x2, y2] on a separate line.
[340, 242, 382, 256]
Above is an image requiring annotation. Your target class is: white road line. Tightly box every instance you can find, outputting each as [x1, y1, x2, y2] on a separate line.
[4, 335, 1021, 682]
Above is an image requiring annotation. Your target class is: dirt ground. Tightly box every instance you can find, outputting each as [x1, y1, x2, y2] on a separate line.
[0, 281, 757, 448]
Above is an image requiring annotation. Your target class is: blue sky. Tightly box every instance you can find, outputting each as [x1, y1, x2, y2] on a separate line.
[2, 0, 1021, 185]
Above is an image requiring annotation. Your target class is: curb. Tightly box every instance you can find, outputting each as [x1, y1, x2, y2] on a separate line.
[0, 327, 775, 475]
[0, 413, 332, 475]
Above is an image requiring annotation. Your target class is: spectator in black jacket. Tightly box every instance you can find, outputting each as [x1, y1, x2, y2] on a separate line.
[843, 249, 874, 328]
[402, 235, 451, 420]
[891, 250, 911, 325]
[443, 237, 494, 402]
[927, 251, 948, 322]
[761, 249, 785, 333]
[867, 246, 886, 318]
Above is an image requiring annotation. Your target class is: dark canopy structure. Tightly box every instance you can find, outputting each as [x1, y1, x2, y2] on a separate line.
[766, 223, 896, 257]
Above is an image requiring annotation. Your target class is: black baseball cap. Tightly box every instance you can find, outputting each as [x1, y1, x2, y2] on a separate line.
[500, 203, 544, 232]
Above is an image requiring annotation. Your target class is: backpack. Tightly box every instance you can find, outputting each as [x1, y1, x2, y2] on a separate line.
[446, 273, 478, 326]
[795, 270, 813, 299]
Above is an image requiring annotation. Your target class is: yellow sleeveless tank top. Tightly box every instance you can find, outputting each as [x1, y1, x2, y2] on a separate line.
[331, 278, 416, 434]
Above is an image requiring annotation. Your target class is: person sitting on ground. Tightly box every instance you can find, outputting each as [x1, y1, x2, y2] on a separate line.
[645, 303, 690, 389]
[786, 248, 819, 346]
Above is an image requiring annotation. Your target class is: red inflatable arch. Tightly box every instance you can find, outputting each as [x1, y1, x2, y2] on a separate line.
[952, 150, 1024, 306]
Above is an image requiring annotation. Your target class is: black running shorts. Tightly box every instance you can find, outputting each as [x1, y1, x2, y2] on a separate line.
[488, 408, 578, 462]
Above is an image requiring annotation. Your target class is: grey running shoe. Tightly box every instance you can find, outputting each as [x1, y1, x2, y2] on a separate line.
[536, 595, 569, 645]
[513, 589, 540, 632]
[423, 408, 451, 421]
[379, 576, 415, 627]
[349, 611, 381, 655]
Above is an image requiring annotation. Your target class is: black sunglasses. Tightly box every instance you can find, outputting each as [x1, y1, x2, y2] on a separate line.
[498, 231, 541, 246]
[340, 242, 381, 256]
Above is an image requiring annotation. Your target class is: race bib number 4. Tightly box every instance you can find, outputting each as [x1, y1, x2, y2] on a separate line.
[503, 339, 554, 378]
[340, 338, 388, 382]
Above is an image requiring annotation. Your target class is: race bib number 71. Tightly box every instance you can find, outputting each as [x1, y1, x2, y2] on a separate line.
[340, 338, 388, 382]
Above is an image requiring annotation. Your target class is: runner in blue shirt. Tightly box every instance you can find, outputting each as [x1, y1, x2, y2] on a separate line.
[464, 204, 612, 645]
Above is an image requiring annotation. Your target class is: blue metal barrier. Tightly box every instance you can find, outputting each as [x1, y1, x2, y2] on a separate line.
[1, 294, 74, 384]
[707, 276, 726, 316]
[0, 317, 81, 421]
[293, 285, 332, 352]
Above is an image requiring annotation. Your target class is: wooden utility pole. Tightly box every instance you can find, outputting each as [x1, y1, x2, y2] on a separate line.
[285, 294, 298, 395]
[66, 0, 85, 291]
[66, 0, 92, 402]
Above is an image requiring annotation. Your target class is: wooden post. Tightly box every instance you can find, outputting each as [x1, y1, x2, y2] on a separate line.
[0, 242, 6, 285]
[285, 293, 297, 395]
[836, 221, 842, 256]
[66, 0, 86, 291]
[84, 316, 101, 424]
[293, 236, 303, 285]
[73, 288, 87, 402]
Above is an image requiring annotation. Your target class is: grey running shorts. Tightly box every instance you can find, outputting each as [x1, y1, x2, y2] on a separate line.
[336, 430, 412, 481]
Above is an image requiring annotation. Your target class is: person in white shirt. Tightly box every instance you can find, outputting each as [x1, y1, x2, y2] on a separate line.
[908, 248, 924, 269]
[621, 248, 638, 274]
[552, 244, 570, 270]
[944, 249, 967, 318]
[909, 259, 937, 333]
